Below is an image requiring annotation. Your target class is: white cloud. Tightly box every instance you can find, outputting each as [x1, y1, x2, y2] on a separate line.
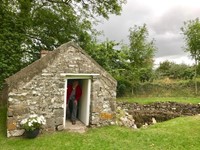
[154, 55, 195, 69]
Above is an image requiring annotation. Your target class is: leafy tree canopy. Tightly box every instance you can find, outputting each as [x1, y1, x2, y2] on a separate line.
[181, 18, 200, 62]
[156, 61, 194, 80]
[120, 24, 156, 83]
[0, 0, 126, 89]
[181, 18, 200, 94]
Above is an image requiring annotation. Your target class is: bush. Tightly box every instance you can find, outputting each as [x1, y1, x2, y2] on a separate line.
[128, 80, 200, 97]
[155, 61, 195, 80]
[115, 76, 132, 97]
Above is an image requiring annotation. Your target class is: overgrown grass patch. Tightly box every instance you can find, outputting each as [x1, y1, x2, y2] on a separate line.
[0, 106, 200, 150]
[117, 97, 200, 104]
[127, 81, 200, 97]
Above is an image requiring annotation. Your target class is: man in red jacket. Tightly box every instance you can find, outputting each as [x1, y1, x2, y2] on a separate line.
[67, 80, 82, 125]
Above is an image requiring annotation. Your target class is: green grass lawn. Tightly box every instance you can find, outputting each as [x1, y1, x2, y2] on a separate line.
[0, 106, 200, 150]
[117, 97, 200, 104]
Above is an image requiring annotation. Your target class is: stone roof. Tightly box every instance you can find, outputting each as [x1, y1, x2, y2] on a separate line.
[5, 41, 117, 90]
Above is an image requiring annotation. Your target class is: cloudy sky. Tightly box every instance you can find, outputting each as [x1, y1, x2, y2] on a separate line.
[96, 0, 200, 66]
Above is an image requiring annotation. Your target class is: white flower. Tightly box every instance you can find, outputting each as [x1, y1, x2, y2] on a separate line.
[30, 114, 38, 118]
[28, 122, 33, 127]
[42, 119, 46, 125]
[20, 118, 27, 125]
[20, 114, 46, 131]
[37, 115, 46, 125]
[32, 119, 37, 123]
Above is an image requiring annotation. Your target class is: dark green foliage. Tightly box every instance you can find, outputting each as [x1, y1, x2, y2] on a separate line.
[120, 24, 156, 84]
[0, 0, 125, 89]
[156, 61, 195, 80]
[0, 1, 27, 89]
[156, 60, 172, 77]
[0, 106, 6, 137]
[115, 76, 132, 97]
[181, 18, 200, 94]
[128, 24, 155, 69]
[86, 40, 121, 73]
[139, 68, 154, 82]
[85, 40, 134, 97]
[88, 24, 156, 97]
[114, 24, 156, 96]
[130, 81, 200, 97]
[196, 63, 200, 76]
[181, 18, 200, 62]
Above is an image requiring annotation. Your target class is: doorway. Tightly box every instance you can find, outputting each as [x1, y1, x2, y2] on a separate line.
[63, 77, 91, 128]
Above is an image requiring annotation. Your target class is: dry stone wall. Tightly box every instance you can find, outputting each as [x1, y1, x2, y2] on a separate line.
[6, 44, 117, 137]
[117, 102, 200, 127]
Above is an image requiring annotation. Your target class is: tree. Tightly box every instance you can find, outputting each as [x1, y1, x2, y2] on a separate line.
[118, 24, 156, 95]
[120, 24, 156, 83]
[156, 61, 174, 78]
[0, 0, 126, 89]
[181, 18, 200, 94]
[87, 40, 120, 74]
[156, 61, 195, 80]
[0, 1, 27, 88]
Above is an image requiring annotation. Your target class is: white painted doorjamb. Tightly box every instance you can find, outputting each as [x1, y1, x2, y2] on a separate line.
[78, 79, 91, 125]
[63, 79, 68, 128]
[85, 79, 91, 125]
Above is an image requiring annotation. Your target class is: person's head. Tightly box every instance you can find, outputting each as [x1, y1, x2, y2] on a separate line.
[72, 80, 79, 87]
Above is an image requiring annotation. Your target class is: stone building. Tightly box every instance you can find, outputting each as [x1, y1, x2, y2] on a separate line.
[5, 42, 117, 137]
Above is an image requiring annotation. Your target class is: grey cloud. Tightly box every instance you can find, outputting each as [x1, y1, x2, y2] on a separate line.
[95, 0, 200, 60]
[154, 37, 184, 57]
[96, 0, 153, 43]
[150, 6, 200, 34]
[149, 6, 200, 57]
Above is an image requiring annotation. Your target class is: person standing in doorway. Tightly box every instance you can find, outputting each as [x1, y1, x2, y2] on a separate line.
[67, 80, 82, 125]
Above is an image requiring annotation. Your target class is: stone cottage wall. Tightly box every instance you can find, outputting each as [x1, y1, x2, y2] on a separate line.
[6, 44, 117, 137]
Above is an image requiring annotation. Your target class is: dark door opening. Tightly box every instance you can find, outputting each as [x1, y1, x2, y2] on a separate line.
[64, 78, 91, 128]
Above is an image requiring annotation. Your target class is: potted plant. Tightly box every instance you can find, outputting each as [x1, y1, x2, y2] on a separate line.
[20, 114, 46, 138]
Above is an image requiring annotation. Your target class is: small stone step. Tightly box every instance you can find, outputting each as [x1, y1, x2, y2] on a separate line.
[65, 120, 87, 133]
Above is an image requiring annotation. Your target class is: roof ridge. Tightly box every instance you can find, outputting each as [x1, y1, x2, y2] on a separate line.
[5, 41, 116, 90]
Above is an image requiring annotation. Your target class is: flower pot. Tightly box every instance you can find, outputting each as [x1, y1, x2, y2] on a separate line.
[25, 128, 40, 138]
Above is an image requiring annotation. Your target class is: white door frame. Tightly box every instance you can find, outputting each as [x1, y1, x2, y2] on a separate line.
[63, 73, 99, 128]
[78, 79, 91, 125]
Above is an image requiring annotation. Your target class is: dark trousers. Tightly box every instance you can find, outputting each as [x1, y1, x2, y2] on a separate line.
[67, 100, 77, 121]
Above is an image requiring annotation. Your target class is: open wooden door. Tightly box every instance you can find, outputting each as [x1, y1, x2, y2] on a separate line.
[78, 79, 91, 126]
[63, 74, 98, 128]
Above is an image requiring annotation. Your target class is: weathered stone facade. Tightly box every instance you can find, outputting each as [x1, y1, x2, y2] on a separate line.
[5, 42, 117, 137]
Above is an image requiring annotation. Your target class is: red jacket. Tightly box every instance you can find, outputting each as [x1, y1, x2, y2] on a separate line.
[67, 84, 82, 103]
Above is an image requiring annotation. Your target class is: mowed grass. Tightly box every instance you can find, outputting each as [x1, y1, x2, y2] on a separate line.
[117, 97, 200, 104]
[0, 106, 200, 150]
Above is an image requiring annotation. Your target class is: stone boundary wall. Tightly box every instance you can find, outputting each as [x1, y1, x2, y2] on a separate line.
[117, 102, 200, 127]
